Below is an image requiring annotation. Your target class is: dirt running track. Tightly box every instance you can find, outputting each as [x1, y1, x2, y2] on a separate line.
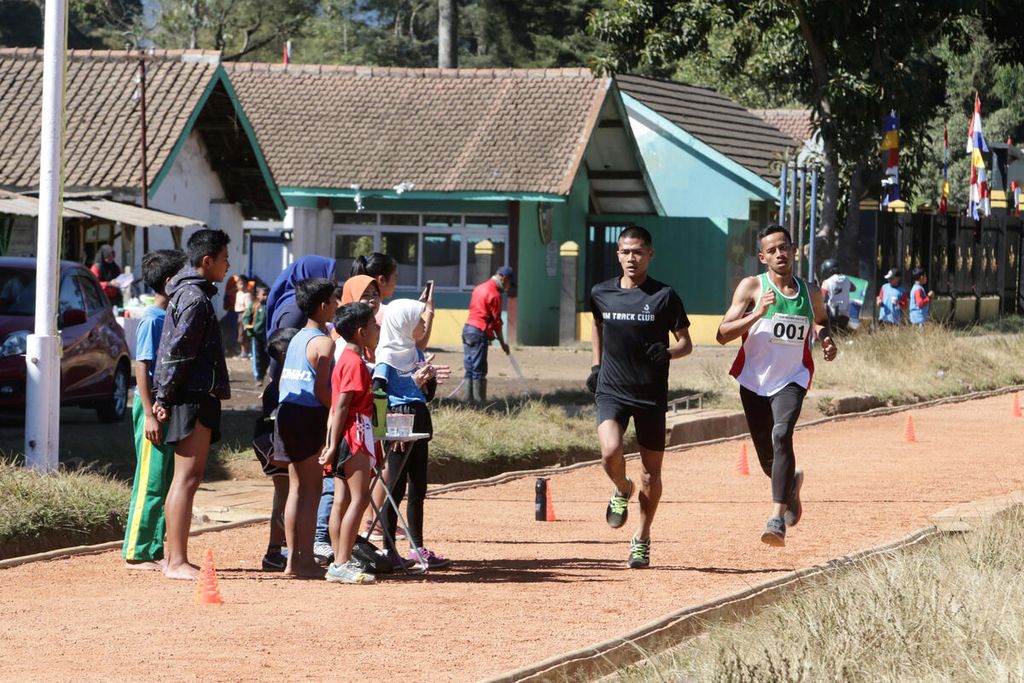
[2, 394, 1023, 682]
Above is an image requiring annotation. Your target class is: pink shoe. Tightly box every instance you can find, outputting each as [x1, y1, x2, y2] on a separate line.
[407, 547, 451, 569]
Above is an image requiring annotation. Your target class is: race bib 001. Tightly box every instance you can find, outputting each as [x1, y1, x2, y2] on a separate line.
[769, 313, 809, 346]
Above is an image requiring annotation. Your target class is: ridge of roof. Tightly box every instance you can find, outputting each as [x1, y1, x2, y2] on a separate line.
[0, 48, 221, 64]
[223, 62, 598, 80]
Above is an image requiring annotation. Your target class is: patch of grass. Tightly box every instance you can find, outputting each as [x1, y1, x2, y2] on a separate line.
[615, 507, 1024, 682]
[813, 325, 1024, 404]
[0, 459, 130, 558]
[430, 400, 613, 466]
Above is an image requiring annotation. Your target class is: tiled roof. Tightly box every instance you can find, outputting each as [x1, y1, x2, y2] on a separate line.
[616, 74, 797, 183]
[224, 63, 610, 195]
[0, 49, 220, 191]
[751, 109, 815, 144]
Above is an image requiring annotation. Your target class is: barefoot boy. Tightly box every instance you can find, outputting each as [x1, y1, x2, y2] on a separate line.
[274, 278, 338, 578]
[152, 229, 231, 580]
[122, 249, 186, 570]
[321, 302, 380, 584]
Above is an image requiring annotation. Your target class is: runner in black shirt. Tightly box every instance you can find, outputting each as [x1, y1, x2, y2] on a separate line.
[588, 226, 692, 568]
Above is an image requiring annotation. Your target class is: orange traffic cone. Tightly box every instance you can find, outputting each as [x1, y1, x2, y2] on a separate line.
[1012, 393, 1022, 418]
[735, 443, 750, 476]
[194, 548, 223, 605]
[904, 414, 917, 443]
[545, 482, 557, 521]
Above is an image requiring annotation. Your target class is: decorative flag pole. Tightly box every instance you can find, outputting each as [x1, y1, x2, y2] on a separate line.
[880, 110, 900, 209]
[283, 40, 292, 65]
[966, 93, 991, 221]
[939, 124, 949, 215]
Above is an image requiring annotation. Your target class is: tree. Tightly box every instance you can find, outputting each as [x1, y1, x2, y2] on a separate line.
[155, 0, 315, 61]
[589, 1, 991, 268]
[0, 0, 144, 49]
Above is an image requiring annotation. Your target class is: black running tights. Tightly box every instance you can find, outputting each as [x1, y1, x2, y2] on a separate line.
[380, 401, 431, 550]
[739, 383, 806, 504]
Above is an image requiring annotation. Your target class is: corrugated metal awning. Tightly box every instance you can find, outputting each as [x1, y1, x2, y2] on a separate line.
[0, 189, 88, 218]
[62, 198, 204, 228]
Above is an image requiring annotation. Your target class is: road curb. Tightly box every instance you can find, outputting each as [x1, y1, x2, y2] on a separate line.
[482, 527, 941, 683]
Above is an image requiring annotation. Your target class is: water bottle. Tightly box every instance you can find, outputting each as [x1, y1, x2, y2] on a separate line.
[535, 478, 548, 521]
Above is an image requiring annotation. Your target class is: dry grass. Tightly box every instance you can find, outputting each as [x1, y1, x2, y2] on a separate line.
[614, 507, 1024, 682]
[0, 459, 130, 558]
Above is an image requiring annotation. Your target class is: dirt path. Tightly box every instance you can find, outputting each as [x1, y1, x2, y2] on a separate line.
[2, 394, 1022, 682]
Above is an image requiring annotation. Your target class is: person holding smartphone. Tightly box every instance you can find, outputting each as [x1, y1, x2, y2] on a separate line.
[462, 266, 514, 403]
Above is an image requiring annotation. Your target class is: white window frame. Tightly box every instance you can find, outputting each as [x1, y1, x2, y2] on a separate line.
[331, 212, 509, 292]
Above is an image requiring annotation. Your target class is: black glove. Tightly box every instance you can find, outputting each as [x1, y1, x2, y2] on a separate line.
[645, 342, 670, 364]
[585, 365, 600, 393]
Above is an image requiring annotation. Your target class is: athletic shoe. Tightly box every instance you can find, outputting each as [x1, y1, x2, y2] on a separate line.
[380, 549, 416, 571]
[784, 469, 804, 528]
[408, 547, 451, 569]
[325, 560, 375, 584]
[313, 541, 334, 566]
[606, 479, 634, 529]
[761, 516, 786, 547]
[261, 551, 287, 572]
[628, 536, 651, 569]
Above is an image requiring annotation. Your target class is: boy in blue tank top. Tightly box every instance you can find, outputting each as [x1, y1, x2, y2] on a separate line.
[274, 277, 338, 578]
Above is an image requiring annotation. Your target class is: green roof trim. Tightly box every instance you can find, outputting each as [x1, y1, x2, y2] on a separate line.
[280, 187, 567, 203]
[148, 66, 286, 218]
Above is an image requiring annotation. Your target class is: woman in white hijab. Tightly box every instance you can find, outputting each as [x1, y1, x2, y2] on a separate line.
[372, 299, 451, 569]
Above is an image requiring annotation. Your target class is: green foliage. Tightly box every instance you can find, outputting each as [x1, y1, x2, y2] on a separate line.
[0, 0, 143, 49]
[155, 0, 316, 61]
[0, 460, 130, 558]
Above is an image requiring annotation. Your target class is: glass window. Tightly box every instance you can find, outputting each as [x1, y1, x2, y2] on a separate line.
[466, 237, 506, 287]
[423, 215, 461, 228]
[334, 234, 376, 279]
[379, 213, 419, 226]
[380, 232, 419, 288]
[0, 268, 36, 315]
[78, 275, 108, 316]
[422, 233, 461, 287]
[464, 215, 508, 229]
[58, 273, 86, 315]
[334, 212, 377, 225]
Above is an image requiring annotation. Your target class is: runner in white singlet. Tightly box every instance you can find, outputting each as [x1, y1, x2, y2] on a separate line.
[716, 226, 837, 547]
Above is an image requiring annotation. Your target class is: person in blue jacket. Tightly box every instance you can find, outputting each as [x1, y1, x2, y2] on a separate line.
[876, 268, 907, 326]
[908, 268, 933, 327]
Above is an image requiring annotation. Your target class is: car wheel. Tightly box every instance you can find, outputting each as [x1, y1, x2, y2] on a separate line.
[97, 361, 130, 423]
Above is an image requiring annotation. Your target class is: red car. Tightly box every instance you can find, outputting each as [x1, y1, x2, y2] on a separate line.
[0, 257, 131, 421]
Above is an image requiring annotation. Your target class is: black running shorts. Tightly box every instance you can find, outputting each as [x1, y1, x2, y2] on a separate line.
[273, 402, 329, 464]
[163, 394, 221, 445]
[595, 395, 666, 451]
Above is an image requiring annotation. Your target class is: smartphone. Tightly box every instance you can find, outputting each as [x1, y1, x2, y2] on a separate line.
[421, 279, 434, 302]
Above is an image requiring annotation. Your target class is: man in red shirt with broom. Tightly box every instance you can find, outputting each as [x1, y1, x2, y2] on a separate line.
[462, 266, 514, 403]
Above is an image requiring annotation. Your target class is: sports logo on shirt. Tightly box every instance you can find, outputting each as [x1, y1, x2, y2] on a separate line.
[281, 368, 313, 382]
[602, 307, 656, 323]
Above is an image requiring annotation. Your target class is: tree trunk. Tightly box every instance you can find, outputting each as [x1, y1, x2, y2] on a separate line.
[438, 0, 456, 68]
[839, 160, 869, 275]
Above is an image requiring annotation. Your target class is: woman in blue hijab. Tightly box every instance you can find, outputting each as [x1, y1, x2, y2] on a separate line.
[266, 255, 338, 337]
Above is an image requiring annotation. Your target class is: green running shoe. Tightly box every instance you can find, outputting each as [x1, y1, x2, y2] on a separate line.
[628, 536, 650, 569]
[605, 479, 634, 528]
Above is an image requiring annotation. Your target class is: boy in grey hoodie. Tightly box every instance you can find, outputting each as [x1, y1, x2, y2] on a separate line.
[153, 229, 231, 580]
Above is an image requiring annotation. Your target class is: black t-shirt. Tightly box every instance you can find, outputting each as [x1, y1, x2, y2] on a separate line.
[590, 276, 689, 408]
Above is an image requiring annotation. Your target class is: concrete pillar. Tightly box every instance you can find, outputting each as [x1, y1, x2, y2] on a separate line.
[559, 240, 579, 344]
[473, 239, 495, 285]
[285, 206, 321, 263]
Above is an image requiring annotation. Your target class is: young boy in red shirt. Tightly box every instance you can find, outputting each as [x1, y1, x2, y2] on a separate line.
[320, 302, 381, 584]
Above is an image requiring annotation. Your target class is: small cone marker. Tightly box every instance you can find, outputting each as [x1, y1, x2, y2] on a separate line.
[735, 443, 750, 476]
[904, 414, 917, 443]
[194, 548, 223, 605]
[1013, 393, 1022, 418]
[545, 481, 557, 521]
